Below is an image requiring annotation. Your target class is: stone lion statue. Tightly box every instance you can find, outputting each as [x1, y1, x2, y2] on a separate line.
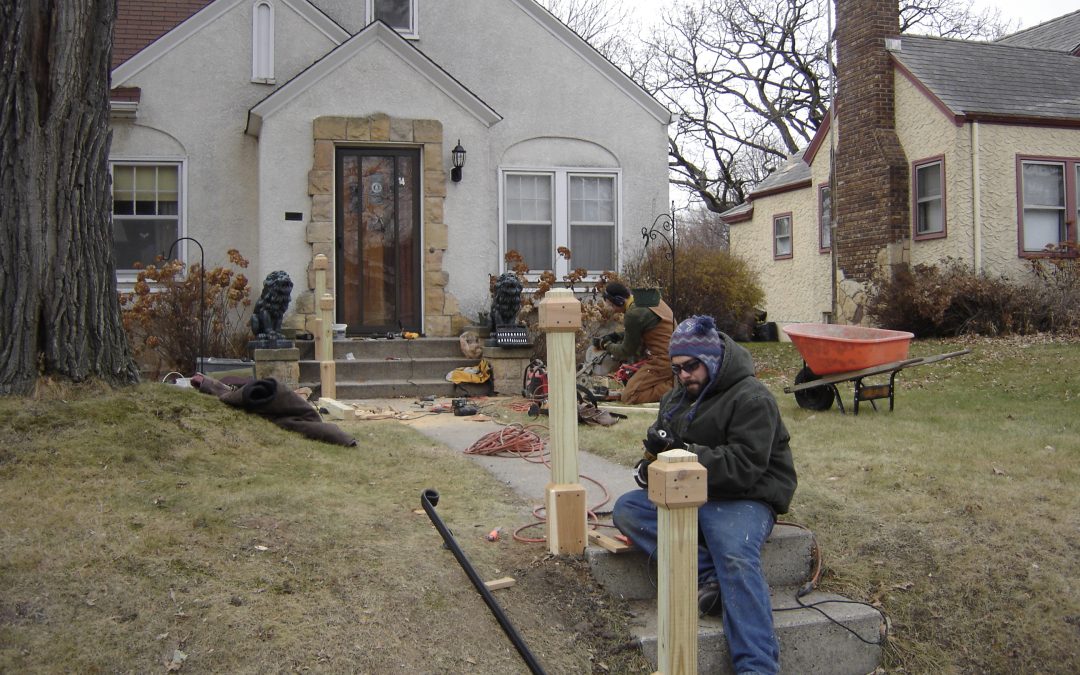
[490, 272, 523, 332]
[250, 271, 294, 341]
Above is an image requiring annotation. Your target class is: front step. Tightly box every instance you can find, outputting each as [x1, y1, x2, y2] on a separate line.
[297, 337, 488, 399]
[630, 588, 883, 674]
[587, 524, 883, 673]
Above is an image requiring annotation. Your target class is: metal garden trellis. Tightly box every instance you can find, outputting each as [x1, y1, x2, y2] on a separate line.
[165, 236, 206, 374]
[640, 206, 677, 308]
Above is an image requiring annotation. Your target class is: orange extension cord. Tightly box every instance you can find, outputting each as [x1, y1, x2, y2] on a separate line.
[464, 416, 617, 544]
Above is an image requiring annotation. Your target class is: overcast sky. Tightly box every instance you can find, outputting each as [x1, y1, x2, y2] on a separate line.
[622, 0, 1080, 32]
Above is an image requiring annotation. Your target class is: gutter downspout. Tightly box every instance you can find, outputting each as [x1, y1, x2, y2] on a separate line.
[827, 0, 838, 323]
[971, 120, 983, 273]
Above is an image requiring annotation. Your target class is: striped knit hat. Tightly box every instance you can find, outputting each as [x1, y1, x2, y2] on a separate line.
[666, 315, 726, 424]
[669, 315, 725, 381]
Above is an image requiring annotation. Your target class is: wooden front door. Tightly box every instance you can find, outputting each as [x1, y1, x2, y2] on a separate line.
[336, 148, 422, 334]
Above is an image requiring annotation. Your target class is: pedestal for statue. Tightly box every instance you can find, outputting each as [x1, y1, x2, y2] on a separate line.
[253, 347, 300, 391]
[484, 345, 533, 396]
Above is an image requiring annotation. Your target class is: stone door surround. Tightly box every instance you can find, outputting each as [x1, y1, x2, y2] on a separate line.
[301, 113, 460, 337]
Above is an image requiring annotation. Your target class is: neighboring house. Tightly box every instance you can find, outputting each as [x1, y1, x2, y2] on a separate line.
[722, 2, 1080, 328]
[109, 0, 670, 337]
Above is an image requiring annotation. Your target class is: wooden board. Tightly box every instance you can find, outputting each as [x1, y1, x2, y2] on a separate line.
[588, 530, 634, 553]
[483, 576, 516, 591]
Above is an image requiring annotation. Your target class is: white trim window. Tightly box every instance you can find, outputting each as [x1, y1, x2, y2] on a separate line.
[251, 0, 275, 83]
[1020, 160, 1070, 253]
[111, 162, 183, 277]
[502, 169, 619, 275]
[368, 0, 418, 38]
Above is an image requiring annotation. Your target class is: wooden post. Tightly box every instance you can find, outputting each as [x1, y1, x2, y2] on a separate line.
[649, 449, 707, 675]
[538, 288, 586, 555]
[319, 292, 336, 400]
[313, 254, 329, 361]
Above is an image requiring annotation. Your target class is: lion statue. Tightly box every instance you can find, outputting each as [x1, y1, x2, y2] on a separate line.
[490, 272, 523, 333]
[250, 271, 294, 341]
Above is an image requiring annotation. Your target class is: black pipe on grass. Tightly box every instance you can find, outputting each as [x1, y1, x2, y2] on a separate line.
[420, 489, 546, 675]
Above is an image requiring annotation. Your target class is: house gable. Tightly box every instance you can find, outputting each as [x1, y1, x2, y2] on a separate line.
[508, 0, 670, 125]
[112, 0, 349, 87]
[245, 21, 502, 136]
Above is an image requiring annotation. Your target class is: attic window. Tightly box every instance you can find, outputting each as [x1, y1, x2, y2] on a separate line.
[369, 0, 417, 39]
[252, 1, 275, 83]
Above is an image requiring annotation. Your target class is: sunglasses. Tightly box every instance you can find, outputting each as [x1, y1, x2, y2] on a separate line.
[670, 358, 703, 375]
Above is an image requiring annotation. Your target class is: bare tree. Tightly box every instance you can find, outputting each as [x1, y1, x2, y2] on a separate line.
[640, 0, 1017, 213]
[0, 0, 139, 395]
[538, 0, 640, 69]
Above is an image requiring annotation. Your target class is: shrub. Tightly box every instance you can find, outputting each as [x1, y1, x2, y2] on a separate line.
[866, 256, 1080, 337]
[120, 249, 253, 377]
[623, 241, 764, 340]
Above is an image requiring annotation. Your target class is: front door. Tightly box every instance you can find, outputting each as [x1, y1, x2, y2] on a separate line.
[336, 147, 422, 334]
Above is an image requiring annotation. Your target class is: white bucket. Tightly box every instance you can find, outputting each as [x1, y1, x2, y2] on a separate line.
[333, 323, 347, 338]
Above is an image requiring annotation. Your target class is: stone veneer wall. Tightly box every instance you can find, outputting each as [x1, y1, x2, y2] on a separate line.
[302, 114, 462, 337]
[833, 0, 910, 324]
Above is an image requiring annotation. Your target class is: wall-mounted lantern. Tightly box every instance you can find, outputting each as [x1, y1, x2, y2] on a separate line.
[451, 140, 466, 182]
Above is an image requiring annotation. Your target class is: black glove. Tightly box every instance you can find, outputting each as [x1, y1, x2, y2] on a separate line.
[633, 457, 651, 488]
[643, 426, 676, 459]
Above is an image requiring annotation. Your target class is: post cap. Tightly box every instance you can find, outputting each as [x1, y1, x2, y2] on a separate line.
[648, 449, 707, 508]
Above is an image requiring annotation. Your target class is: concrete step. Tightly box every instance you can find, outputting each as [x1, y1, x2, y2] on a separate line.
[627, 587, 883, 674]
[317, 378, 490, 400]
[299, 356, 477, 382]
[587, 523, 815, 596]
[296, 337, 464, 360]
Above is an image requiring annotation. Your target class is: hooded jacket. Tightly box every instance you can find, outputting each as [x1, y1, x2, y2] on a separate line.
[654, 332, 797, 515]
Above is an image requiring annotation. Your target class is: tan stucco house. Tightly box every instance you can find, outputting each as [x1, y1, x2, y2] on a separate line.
[109, 0, 671, 336]
[722, 3, 1080, 328]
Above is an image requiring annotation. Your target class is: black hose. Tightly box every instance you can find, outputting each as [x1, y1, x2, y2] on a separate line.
[420, 489, 547, 675]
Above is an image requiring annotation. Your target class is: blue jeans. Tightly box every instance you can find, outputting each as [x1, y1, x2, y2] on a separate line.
[613, 489, 779, 675]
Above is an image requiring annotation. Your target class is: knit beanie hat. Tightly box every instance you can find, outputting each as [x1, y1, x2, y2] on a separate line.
[602, 281, 631, 308]
[665, 316, 726, 425]
[669, 315, 725, 382]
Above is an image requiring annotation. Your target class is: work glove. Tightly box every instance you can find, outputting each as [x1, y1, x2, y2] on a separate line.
[642, 426, 678, 460]
[598, 332, 623, 350]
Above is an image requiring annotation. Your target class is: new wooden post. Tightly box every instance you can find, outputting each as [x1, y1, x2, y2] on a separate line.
[313, 254, 329, 361]
[538, 288, 586, 555]
[649, 449, 708, 675]
[319, 292, 336, 400]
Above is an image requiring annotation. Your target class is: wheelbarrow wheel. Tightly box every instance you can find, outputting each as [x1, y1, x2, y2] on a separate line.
[794, 366, 834, 411]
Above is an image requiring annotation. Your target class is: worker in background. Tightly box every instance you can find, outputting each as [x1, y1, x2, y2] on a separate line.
[598, 282, 674, 404]
[612, 315, 797, 675]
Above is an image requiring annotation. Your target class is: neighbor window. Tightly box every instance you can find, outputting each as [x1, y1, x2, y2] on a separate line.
[773, 213, 792, 259]
[251, 1, 274, 83]
[818, 184, 832, 252]
[368, 0, 417, 37]
[914, 157, 945, 238]
[111, 162, 182, 275]
[502, 169, 619, 274]
[1019, 158, 1075, 254]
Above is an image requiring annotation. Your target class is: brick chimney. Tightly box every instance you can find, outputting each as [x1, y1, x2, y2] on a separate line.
[833, 0, 909, 321]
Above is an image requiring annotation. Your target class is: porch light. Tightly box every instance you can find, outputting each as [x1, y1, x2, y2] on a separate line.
[451, 140, 466, 182]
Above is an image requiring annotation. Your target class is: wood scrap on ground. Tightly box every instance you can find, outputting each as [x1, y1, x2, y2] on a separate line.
[589, 530, 634, 553]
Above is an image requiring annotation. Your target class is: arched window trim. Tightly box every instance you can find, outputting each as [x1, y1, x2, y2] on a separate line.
[252, 0, 275, 84]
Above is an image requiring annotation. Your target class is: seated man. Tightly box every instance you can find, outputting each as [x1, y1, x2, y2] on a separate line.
[599, 282, 674, 404]
[612, 315, 797, 675]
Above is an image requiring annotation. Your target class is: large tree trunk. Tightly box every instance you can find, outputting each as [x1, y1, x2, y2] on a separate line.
[0, 0, 138, 395]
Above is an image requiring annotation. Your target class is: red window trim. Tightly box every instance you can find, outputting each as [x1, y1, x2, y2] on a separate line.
[912, 155, 947, 241]
[773, 212, 793, 260]
[1016, 154, 1080, 259]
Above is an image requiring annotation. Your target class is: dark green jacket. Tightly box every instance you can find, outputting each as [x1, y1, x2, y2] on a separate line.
[653, 332, 797, 515]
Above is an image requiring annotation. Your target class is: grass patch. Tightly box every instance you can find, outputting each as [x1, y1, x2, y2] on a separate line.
[1, 336, 1078, 673]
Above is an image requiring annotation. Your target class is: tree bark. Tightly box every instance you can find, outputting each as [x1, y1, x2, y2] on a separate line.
[0, 0, 138, 395]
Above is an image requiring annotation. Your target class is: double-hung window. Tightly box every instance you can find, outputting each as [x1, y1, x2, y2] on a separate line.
[818, 184, 832, 252]
[913, 157, 945, 239]
[773, 213, 793, 259]
[368, 0, 417, 38]
[502, 169, 619, 275]
[1019, 158, 1076, 254]
[111, 162, 183, 277]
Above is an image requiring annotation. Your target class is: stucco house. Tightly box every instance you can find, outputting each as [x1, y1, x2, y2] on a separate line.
[109, 0, 671, 337]
[721, 2, 1080, 328]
